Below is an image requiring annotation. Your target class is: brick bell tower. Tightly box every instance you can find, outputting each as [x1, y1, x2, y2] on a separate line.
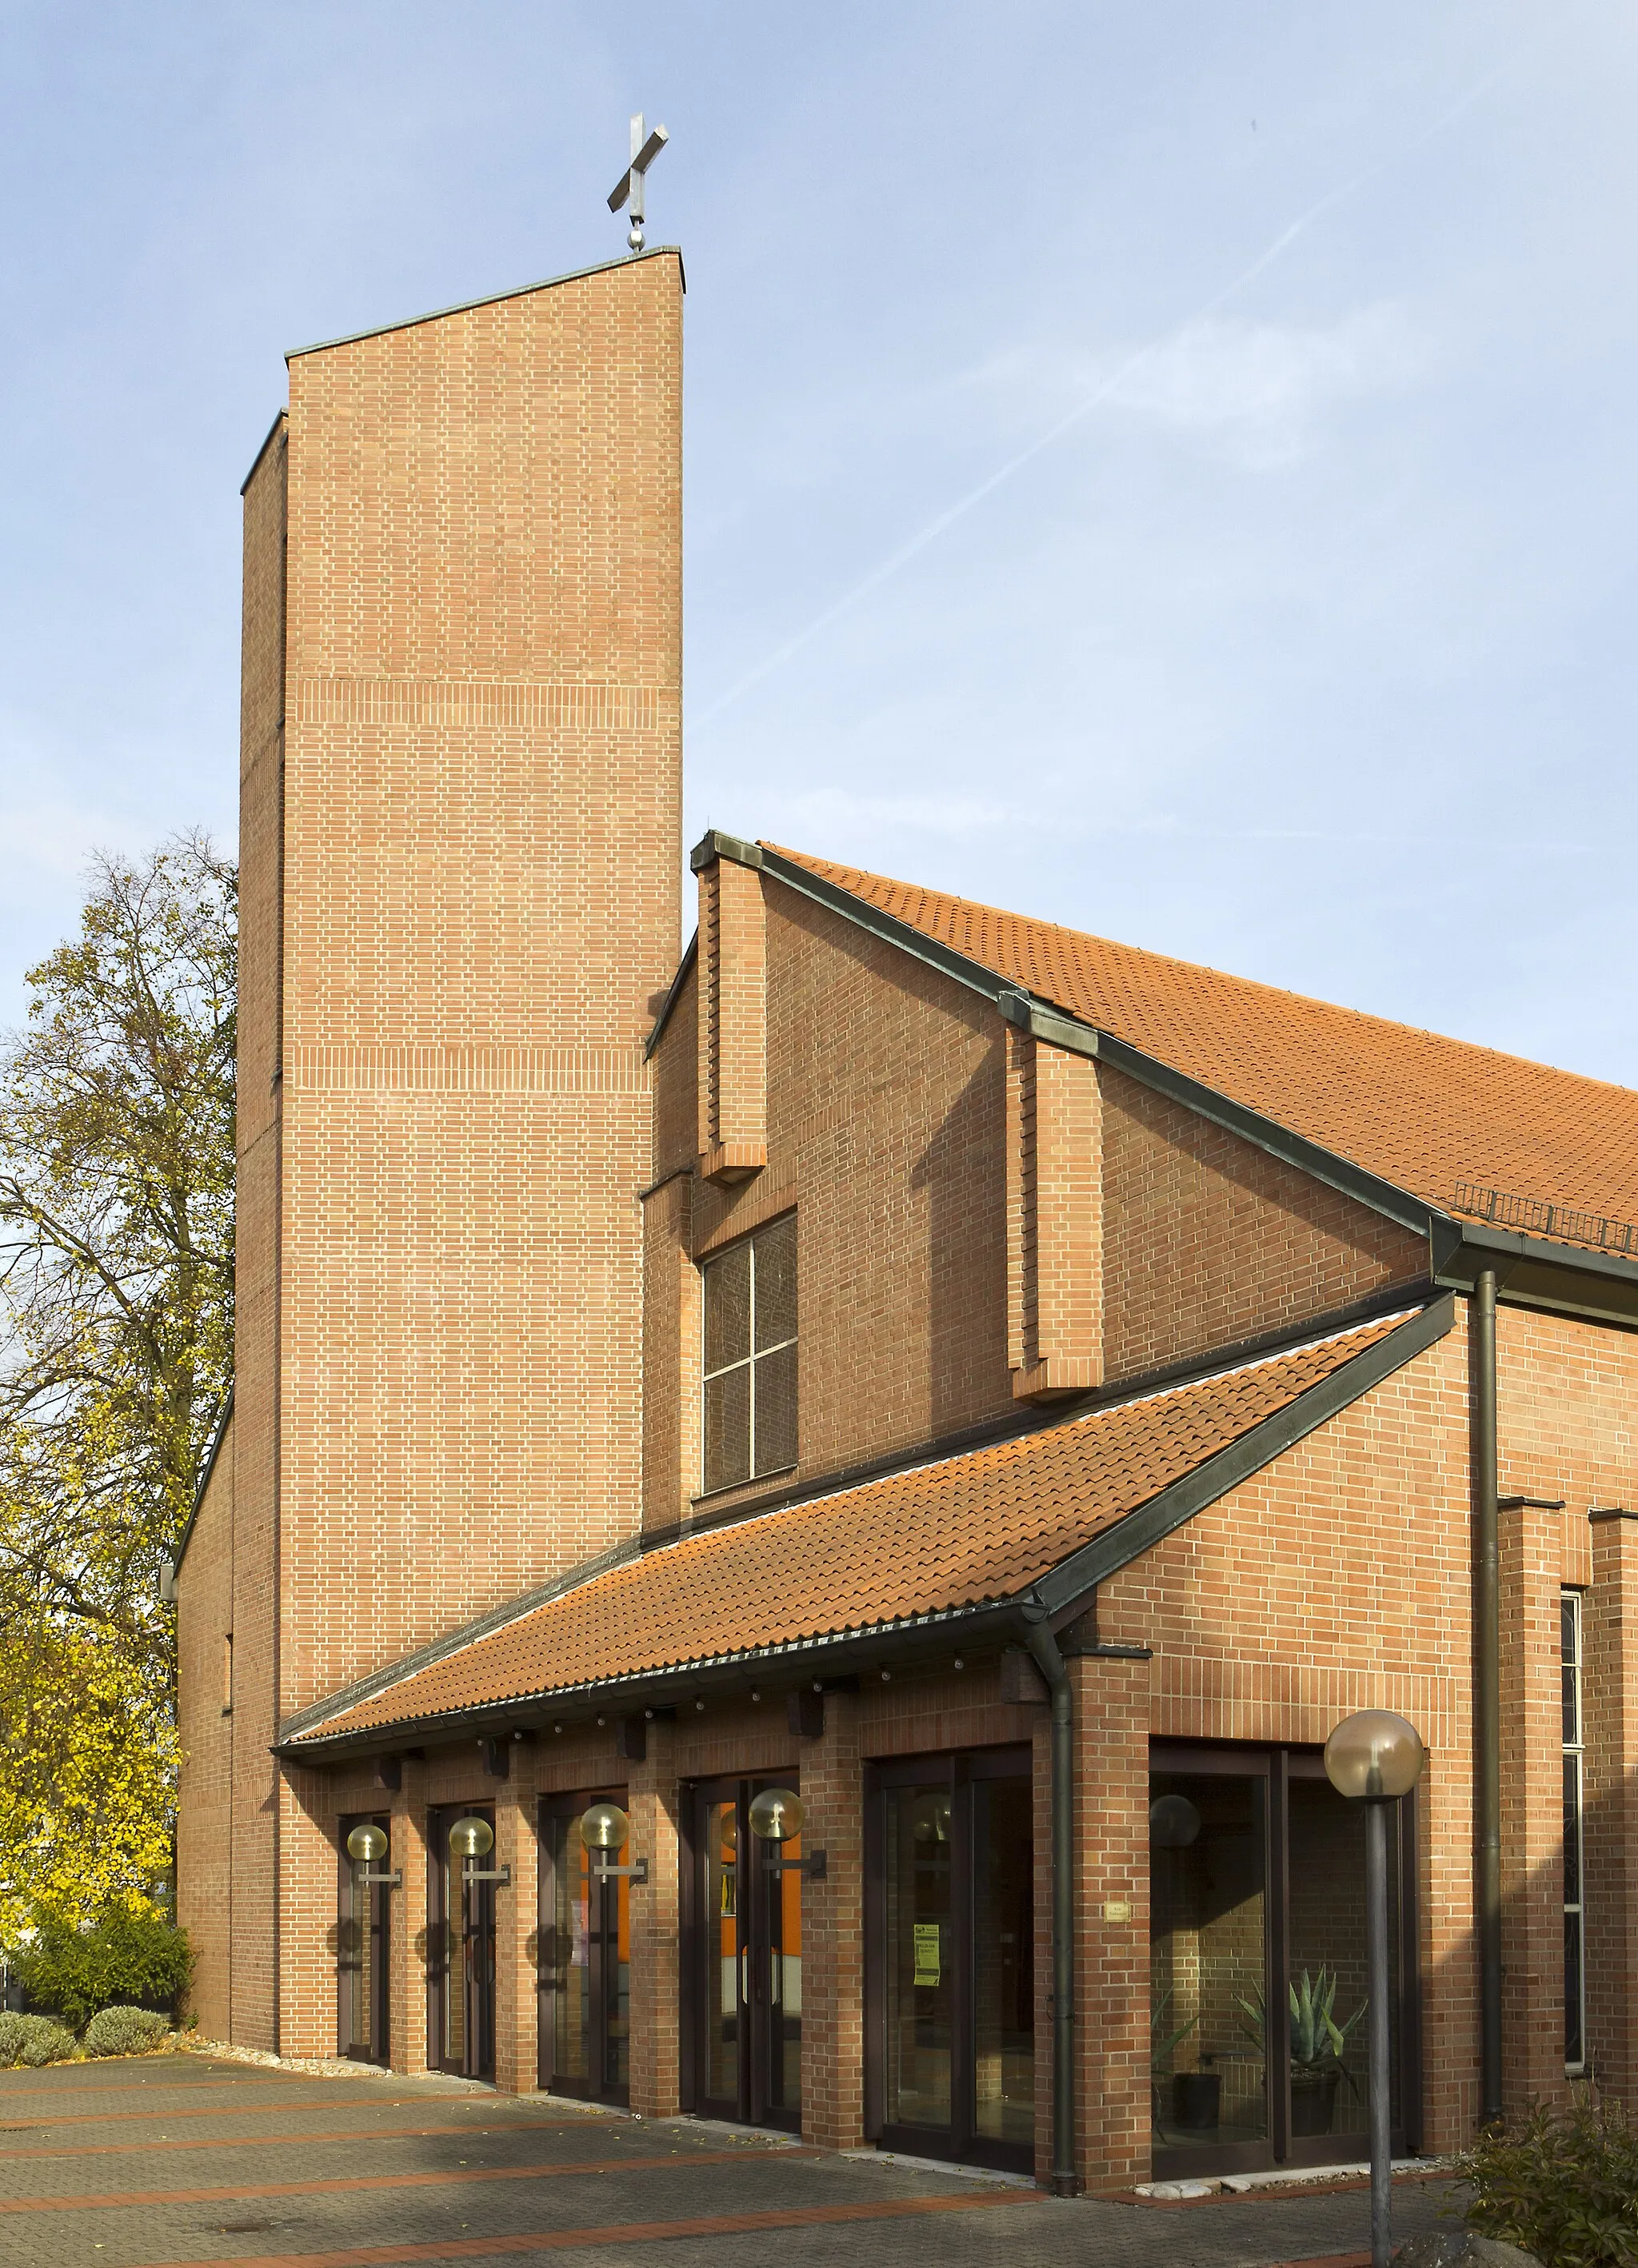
[178, 249, 683, 2049]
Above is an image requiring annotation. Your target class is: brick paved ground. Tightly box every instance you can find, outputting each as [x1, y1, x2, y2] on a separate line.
[0, 2056, 1467, 2268]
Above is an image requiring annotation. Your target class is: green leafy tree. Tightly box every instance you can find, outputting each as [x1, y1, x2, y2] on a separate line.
[0, 835, 234, 1937]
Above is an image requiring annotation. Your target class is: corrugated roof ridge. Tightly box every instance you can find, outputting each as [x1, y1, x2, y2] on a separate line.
[763, 842, 1638, 1108]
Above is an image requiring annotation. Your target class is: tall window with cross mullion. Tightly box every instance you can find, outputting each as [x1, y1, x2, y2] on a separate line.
[1563, 1587, 1587, 2074]
[701, 1216, 797, 1493]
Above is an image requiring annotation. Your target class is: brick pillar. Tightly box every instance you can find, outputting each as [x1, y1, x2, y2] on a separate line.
[1418, 1745, 1480, 2151]
[493, 1747, 540, 2094]
[800, 1689, 865, 2150]
[1500, 1501, 1568, 2113]
[1586, 1512, 1638, 2102]
[1005, 1031, 1101, 1403]
[696, 851, 767, 1186]
[641, 1170, 699, 1536]
[278, 1767, 338, 2058]
[629, 1720, 681, 2116]
[1066, 1653, 1149, 2193]
[390, 1761, 429, 2077]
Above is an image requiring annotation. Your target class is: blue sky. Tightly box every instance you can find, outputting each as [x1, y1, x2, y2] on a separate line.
[2, 2, 1635, 1089]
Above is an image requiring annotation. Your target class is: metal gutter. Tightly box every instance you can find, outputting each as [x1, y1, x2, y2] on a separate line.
[691, 833, 1638, 1320]
[1433, 1219, 1638, 1329]
[171, 1386, 235, 1575]
[1027, 1296, 1458, 1617]
[239, 410, 288, 497]
[274, 1528, 649, 1747]
[700, 833, 1440, 1238]
[643, 932, 697, 1060]
[1472, 1268, 1502, 2124]
[1033, 1012, 1436, 1240]
[278, 1299, 1453, 1763]
[286, 245, 685, 361]
[1021, 1602, 1078, 2195]
[277, 1598, 1029, 1761]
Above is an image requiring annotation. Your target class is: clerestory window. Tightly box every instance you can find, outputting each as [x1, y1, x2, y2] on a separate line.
[701, 1214, 797, 1493]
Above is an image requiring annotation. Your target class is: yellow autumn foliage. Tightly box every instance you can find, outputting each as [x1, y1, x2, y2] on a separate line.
[0, 836, 233, 1947]
[0, 1617, 175, 1944]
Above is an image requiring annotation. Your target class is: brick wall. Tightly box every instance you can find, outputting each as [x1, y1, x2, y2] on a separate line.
[226, 417, 289, 2051]
[175, 1413, 235, 2038]
[1100, 1065, 1428, 1385]
[652, 860, 1432, 1517]
[650, 876, 1015, 1512]
[192, 249, 685, 2054]
[1099, 1323, 1476, 2151]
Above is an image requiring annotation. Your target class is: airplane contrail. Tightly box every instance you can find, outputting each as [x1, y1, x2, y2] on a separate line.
[692, 52, 1526, 730]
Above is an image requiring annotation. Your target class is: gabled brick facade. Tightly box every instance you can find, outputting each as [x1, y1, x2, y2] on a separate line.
[179, 252, 1638, 2195]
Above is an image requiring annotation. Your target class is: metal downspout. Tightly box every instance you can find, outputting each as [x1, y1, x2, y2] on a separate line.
[1473, 1266, 1503, 2124]
[1022, 1601, 1079, 2196]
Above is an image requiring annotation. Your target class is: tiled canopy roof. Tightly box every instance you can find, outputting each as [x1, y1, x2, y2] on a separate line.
[290, 1310, 1408, 1748]
[769, 846, 1638, 1247]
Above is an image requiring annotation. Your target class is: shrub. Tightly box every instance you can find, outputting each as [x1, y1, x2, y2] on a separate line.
[11, 1903, 192, 2031]
[0, 2012, 24, 2064]
[3, 2014, 78, 2066]
[83, 2005, 171, 2058]
[1456, 2091, 1638, 2268]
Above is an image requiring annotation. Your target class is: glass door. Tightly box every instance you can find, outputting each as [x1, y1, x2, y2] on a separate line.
[538, 1791, 631, 2103]
[690, 1776, 802, 2132]
[338, 1812, 390, 2065]
[427, 1803, 496, 2079]
[866, 1748, 1034, 2174]
[1149, 1744, 1418, 2180]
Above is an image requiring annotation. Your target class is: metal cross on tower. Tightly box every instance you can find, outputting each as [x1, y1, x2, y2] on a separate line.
[608, 114, 669, 254]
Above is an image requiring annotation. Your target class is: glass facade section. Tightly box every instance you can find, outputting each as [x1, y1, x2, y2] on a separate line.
[693, 1778, 804, 2132]
[872, 1752, 1034, 2172]
[1149, 1746, 1412, 2176]
[1150, 1771, 1270, 2150]
[337, 1814, 390, 2066]
[541, 1799, 630, 2102]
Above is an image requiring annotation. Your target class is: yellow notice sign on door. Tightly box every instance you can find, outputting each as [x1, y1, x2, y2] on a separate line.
[913, 1923, 941, 1987]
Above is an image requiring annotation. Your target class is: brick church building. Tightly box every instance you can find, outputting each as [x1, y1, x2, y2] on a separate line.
[175, 244, 1638, 2194]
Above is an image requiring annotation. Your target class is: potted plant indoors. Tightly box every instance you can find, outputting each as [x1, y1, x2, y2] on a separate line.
[1237, 1970, 1364, 2138]
[1152, 1989, 1216, 2131]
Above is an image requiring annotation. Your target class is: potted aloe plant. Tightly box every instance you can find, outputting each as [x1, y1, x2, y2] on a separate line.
[1236, 1970, 1365, 2138]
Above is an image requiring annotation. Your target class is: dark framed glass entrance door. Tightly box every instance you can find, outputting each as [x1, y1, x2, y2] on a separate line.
[1149, 1743, 1420, 2180]
[338, 1812, 390, 2065]
[865, 1747, 1034, 2174]
[539, 1791, 631, 2102]
[690, 1776, 802, 2132]
[427, 1803, 496, 2079]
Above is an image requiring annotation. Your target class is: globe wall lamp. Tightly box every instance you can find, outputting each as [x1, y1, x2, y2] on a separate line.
[579, 1801, 648, 1886]
[749, 1787, 826, 1879]
[1324, 1711, 1425, 2268]
[345, 1822, 401, 1889]
[449, 1814, 510, 1888]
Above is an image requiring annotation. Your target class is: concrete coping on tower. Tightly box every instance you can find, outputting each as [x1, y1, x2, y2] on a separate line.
[285, 244, 685, 363]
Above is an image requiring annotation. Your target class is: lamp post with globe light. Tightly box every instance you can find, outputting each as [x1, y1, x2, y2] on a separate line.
[1323, 1711, 1425, 2268]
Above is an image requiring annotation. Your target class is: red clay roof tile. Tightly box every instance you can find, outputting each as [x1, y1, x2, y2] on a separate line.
[293, 1310, 1408, 1745]
[767, 845, 1638, 1250]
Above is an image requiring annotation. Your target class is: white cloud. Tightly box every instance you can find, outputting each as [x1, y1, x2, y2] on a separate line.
[1108, 304, 1433, 465]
